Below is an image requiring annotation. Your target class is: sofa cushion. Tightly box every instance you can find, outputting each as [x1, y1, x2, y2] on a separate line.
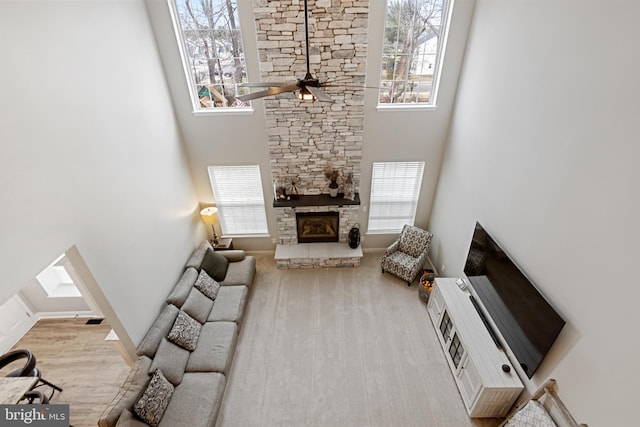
[167, 310, 202, 351]
[137, 305, 180, 358]
[98, 356, 152, 427]
[184, 241, 213, 270]
[158, 372, 226, 427]
[133, 369, 174, 427]
[181, 288, 214, 324]
[166, 268, 199, 307]
[194, 270, 220, 301]
[220, 256, 256, 288]
[218, 250, 246, 262]
[207, 286, 248, 325]
[149, 338, 190, 386]
[114, 409, 149, 427]
[201, 249, 229, 282]
[186, 321, 237, 375]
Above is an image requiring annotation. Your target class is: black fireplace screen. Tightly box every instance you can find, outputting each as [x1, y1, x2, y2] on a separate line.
[296, 212, 339, 243]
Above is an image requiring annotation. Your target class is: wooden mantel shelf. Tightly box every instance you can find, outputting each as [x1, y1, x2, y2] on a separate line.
[273, 193, 360, 208]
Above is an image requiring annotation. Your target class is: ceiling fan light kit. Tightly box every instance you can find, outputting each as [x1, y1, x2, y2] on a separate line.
[297, 87, 314, 101]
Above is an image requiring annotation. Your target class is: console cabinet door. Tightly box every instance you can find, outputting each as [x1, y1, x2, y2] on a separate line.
[457, 353, 482, 409]
[427, 285, 444, 325]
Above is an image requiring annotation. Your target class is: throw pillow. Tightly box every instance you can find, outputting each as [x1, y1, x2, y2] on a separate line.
[167, 310, 201, 351]
[194, 269, 220, 300]
[133, 369, 174, 427]
[201, 248, 229, 282]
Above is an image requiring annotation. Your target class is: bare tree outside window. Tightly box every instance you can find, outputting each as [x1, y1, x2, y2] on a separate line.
[173, 0, 249, 109]
[379, 0, 449, 105]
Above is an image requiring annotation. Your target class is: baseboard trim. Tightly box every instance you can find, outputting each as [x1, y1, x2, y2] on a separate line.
[35, 311, 97, 320]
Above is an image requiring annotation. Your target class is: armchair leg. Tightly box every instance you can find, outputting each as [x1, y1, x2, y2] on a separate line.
[381, 267, 384, 273]
[407, 282, 411, 286]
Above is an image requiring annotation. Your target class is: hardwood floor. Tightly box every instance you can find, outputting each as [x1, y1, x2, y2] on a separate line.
[0, 318, 130, 427]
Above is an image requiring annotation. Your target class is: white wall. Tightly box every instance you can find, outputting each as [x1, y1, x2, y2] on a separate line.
[0, 0, 202, 349]
[429, 0, 640, 424]
[145, 0, 275, 250]
[145, 0, 476, 250]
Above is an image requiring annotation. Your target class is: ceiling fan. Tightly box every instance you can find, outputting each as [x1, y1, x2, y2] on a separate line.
[237, 0, 334, 103]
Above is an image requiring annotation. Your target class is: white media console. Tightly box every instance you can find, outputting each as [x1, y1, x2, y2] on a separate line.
[427, 278, 524, 417]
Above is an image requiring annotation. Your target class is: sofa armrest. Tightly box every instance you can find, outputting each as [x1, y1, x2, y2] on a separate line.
[218, 250, 246, 262]
[98, 356, 153, 427]
[415, 249, 430, 276]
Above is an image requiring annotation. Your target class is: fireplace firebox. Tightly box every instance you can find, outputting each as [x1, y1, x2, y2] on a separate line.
[296, 212, 339, 243]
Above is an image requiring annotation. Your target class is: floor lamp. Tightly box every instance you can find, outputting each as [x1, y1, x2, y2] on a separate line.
[200, 207, 219, 245]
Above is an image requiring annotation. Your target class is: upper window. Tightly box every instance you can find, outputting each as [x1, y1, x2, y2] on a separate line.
[208, 165, 269, 236]
[170, 0, 250, 111]
[367, 161, 425, 233]
[379, 0, 450, 107]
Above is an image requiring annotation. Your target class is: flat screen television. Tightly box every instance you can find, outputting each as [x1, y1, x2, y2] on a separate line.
[463, 222, 565, 378]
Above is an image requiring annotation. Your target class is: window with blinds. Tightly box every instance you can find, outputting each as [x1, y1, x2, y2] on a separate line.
[367, 161, 425, 233]
[207, 165, 269, 236]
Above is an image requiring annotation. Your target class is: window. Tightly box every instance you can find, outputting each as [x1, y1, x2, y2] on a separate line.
[379, 0, 451, 106]
[170, 0, 250, 111]
[367, 161, 425, 233]
[36, 254, 82, 298]
[207, 165, 269, 236]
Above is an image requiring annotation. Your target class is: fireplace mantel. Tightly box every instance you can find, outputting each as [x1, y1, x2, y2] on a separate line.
[273, 193, 360, 208]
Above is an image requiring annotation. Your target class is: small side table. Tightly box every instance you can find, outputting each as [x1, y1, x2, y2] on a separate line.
[213, 238, 234, 251]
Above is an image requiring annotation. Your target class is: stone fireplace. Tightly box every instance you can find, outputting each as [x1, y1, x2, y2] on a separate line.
[254, 1, 369, 268]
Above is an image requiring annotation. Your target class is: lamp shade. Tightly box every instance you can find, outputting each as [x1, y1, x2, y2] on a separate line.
[200, 207, 218, 225]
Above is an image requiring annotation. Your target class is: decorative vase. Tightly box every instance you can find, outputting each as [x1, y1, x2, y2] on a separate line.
[329, 182, 339, 197]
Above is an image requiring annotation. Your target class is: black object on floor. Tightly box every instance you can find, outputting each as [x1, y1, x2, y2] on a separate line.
[85, 318, 104, 325]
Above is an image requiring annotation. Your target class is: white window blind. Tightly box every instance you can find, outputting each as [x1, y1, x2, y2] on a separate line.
[207, 165, 269, 236]
[367, 161, 425, 233]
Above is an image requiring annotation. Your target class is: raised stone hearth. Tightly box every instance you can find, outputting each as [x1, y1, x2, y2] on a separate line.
[275, 242, 363, 269]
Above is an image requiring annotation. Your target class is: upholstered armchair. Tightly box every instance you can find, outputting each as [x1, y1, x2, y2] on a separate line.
[381, 225, 433, 285]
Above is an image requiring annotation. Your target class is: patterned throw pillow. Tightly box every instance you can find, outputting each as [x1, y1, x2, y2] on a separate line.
[133, 369, 174, 427]
[167, 310, 201, 351]
[506, 400, 558, 427]
[194, 269, 220, 300]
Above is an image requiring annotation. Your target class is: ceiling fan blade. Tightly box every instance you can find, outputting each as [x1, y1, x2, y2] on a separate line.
[306, 85, 334, 103]
[237, 85, 299, 102]
[322, 83, 383, 90]
[241, 82, 293, 88]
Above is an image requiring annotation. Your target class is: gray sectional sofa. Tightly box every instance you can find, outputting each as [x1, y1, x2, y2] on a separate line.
[99, 241, 256, 427]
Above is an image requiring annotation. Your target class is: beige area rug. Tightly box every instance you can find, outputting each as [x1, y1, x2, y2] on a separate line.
[218, 252, 501, 427]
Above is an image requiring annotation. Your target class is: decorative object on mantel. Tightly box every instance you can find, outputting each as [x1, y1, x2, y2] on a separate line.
[286, 175, 300, 200]
[273, 178, 287, 201]
[324, 166, 340, 197]
[343, 173, 355, 200]
[274, 176, 301, 201]
[200, 207, 220, 245]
